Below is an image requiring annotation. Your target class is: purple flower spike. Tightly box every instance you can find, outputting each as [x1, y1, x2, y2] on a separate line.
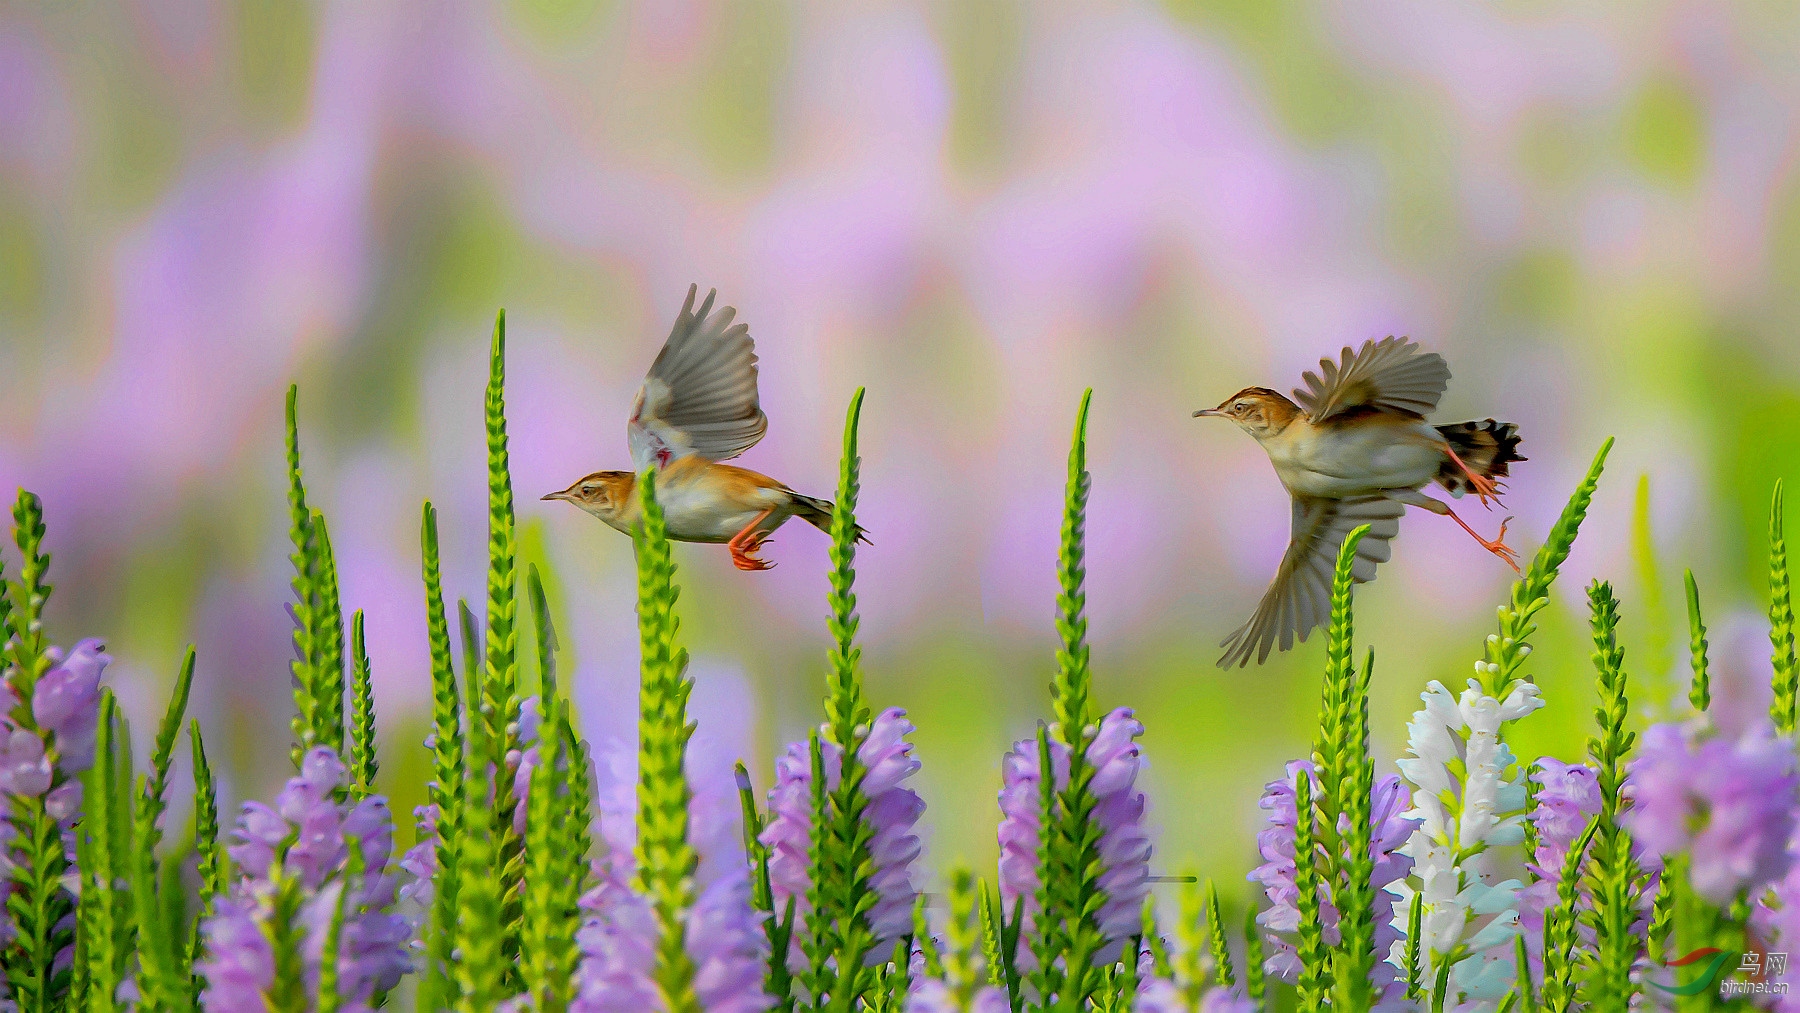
[1248, 760, 1417, 1002]
[1516, 758, 1603, 969]
[200, 746, 411, 1011]
[997, 732, 1070, 913]
[995, 708, 1151, 963]
[0, 727, 52, 798]
[906, 980, 1012, 1012]
[1088, 709, 1152, 953]
[686, 868, 772, 1013]
[570, 858, 662, 1013]
[1622, 722, 1799, 904]
[757, 708, 926, 956]
[32, 638, 107, 773]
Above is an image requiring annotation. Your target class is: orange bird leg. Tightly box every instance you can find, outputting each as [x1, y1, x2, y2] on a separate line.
[1445, 444, 1502, 508]
[1444, 506, 1521, 573]
[727, 509, 777, 571]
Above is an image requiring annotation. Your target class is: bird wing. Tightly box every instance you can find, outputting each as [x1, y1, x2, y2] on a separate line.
[1292, 336, 1450, 422]
[1218, 494, 1405, 669]
[627, 285, 769, 471]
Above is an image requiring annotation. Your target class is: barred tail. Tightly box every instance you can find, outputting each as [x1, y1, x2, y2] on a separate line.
[789, 492, 872, 545]
[1436, 419, 1526, 495]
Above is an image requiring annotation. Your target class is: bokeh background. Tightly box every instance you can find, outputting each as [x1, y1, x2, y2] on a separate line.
[4, 0, 1800, 906]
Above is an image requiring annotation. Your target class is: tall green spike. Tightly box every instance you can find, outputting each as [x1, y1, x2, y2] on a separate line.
[1684, 570, 1711, 714]
[1770, 481, 1797, 734]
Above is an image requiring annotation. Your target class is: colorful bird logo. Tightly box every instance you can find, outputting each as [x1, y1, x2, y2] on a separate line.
[1649, 948, 1733, 996]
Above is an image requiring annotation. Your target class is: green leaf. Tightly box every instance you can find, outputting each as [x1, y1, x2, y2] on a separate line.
[141, 646, 196, 852]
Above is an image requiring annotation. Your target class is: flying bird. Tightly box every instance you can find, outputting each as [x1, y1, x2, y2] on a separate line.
[1195, 337, 1524, 668]
[544, 285, 864, 569]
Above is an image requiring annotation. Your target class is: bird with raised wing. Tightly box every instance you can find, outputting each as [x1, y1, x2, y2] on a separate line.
[1195, 337, 1524, 668]
[544, 285, 865, 570]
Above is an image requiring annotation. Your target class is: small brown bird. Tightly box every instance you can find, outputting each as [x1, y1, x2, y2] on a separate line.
[1196, 337, 1525, 668]
[544, 285, 864, 570]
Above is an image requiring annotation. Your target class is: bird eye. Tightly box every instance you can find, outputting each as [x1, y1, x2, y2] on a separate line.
[581, 484, 598, 496]
[1234, 401, 1249, 412]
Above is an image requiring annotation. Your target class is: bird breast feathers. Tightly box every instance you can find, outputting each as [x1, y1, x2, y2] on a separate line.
[1271, 418, 1444, 497]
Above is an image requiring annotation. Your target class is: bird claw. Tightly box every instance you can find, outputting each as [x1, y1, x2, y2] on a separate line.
[1482, 516, 1522, 573]
[1471, 474, 1504, 510]
[729, 532, 775, 571]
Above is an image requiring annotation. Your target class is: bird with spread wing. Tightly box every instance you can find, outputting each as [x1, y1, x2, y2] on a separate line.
[544, 285, 865, 569]
[1194, 337, 1525, 668]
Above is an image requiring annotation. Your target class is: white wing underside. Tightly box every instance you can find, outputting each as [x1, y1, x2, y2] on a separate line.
[1293, 336, 1451, 422]
[1218, 495, 1405, 669]
[627, 285, 769, 471]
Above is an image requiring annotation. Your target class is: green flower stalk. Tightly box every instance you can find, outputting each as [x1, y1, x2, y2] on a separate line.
[1580, 582, 1642, 1009]
[738, 761, 796, 1009]
[1771, 480, 1797, 734]
[189, 720, 226, 993]
[479, 310, 527, 971]
[1243, 907, 1266, 1009]
[1051, 388, 1094, 747]
[521, 564, 589, 1013]
[4, 490, 53, 692]
[1308, 527, 1379, 1011]
[808, 387, 884, 1007]
[1290, 771, 1331, 1011]
[75, 691, 133, 1012]
[348, 611, 377, 799]
[282, 387, 344, 765]
[1478, 438, 1613, 702]
[1023, 389, 1150, 1011]
[416, 500, 466, 1013]
[1206, 880, 1235, 995]
[633, 467, 703, 1012]
[453, 768, 511, 1012]
[1395, 438, 1612, 1009]
[1685, 570, 1711, 714]
[0, 495, 86, 1013]
[1539, 820, 1598, 1013]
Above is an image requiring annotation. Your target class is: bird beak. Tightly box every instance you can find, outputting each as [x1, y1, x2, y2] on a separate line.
[542, 490, 570, 502]
[1193, 408, 1225, 418]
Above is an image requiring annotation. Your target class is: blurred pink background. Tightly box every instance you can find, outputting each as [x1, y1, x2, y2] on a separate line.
[4, 1, 1800, 892]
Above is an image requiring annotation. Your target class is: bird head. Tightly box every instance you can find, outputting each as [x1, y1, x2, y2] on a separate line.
[543, 471, 637, 527]
[1193, 387, 1301, 439]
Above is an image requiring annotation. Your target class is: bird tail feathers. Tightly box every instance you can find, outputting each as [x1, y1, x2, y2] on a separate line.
[1436, 419, 1526, 495]
[789, 492, 872, 545]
